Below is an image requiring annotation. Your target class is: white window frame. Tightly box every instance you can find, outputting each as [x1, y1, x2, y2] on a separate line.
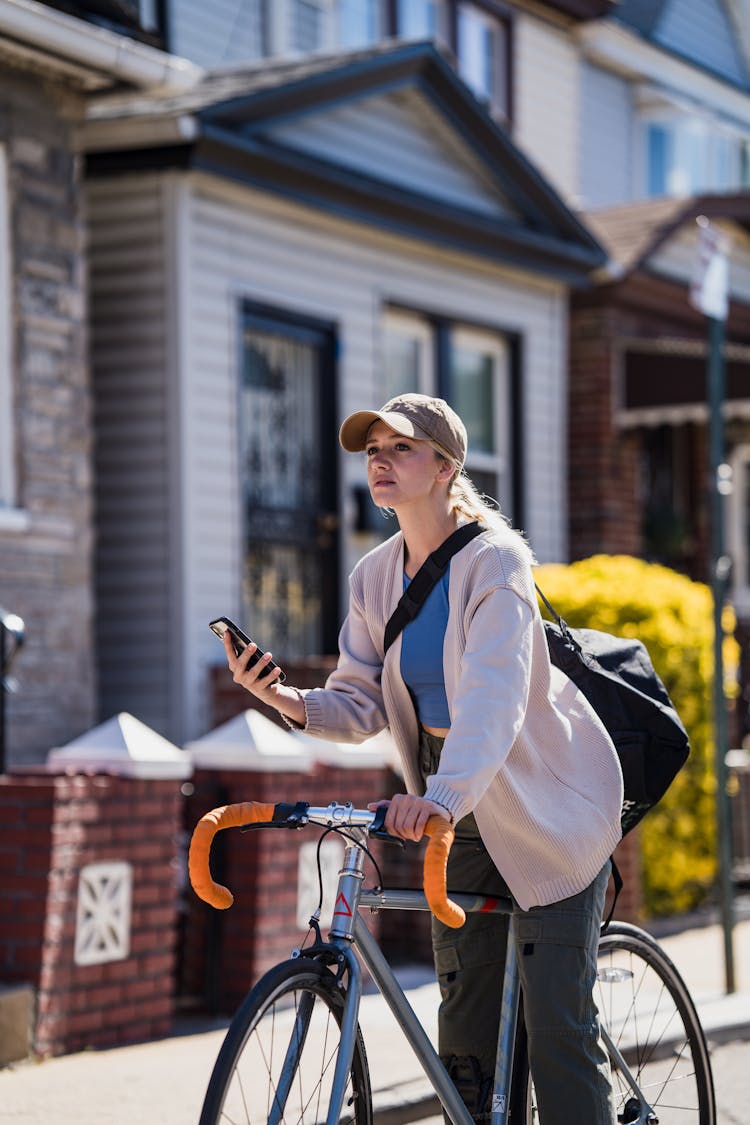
[0, 145, 27, 532]
[451, 324, 510, 508]
[456, 2, 504, 111]
[382, 308, 435, 400]
[397, 0, 450, 44]
[336, 0, 386, 48]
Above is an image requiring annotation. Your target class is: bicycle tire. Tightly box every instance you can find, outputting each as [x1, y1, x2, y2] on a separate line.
[511, 921, 716, 1124]
[199, 958, 373, 1125]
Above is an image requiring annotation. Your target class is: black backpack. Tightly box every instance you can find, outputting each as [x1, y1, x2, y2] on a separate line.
[384, 522, 690, 836]
[537, 589, 689, 835]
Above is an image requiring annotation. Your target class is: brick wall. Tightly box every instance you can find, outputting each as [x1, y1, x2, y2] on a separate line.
[567, 305, 643, 559]
[0, 67, 96, 767]
[0, 773, 183, 1056]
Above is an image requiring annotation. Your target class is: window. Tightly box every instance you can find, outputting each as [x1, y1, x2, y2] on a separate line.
[456, 2, 509, 118]
[291, 0, 331, 51]
[382, 309, 435, 401]
[268, 0, 335, 54]
[396, 0, 448, 41]
[338, 0, 384, 47]
[138, 0, 160, 32]
[645, 114, 750, 198]
[641, 425, 695, 570]
[380, 308, 514, 514]
[451, 326, 510, 510]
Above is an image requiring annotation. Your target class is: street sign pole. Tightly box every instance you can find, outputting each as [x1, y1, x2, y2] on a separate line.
[692, 217, 736, 995]
[706, 313, 736, 995]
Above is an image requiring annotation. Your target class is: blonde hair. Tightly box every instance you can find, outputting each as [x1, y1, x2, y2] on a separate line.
[433, 444, 536, 564]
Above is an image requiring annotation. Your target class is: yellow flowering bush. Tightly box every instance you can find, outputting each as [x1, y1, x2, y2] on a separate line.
[534, 555, 738, 917]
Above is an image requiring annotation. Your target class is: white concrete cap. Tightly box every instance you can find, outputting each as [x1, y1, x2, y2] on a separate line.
[47, 713, 192, 779]
[290, 727, 399, 770]
[186, 709, 312, 772]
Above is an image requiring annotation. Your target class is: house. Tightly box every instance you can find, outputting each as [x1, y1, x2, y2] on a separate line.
[0, 0, 200, 766]
[80, 38, 605, 746]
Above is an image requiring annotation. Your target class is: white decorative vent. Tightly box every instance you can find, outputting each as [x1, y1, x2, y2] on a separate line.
[74, 861, 133, 966]
[297, 839, 343, 931]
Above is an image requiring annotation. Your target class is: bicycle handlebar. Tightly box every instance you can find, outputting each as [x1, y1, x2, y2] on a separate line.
[188, 800, 466, 928]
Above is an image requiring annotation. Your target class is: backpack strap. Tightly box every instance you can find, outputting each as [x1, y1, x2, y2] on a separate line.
[383, 522, 483, 655]
[602, 857, 623, 932]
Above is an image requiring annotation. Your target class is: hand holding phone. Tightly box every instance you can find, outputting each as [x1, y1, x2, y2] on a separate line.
[209, 617, 286, 682]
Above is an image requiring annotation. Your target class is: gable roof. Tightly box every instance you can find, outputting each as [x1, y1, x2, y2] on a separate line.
[614, 0, 749, 87]
[83, 40, 606, 283]
[584, 192, 750, 277]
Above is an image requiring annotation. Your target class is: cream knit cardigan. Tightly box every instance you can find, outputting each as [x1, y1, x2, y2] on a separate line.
[299, 525, 623, 910]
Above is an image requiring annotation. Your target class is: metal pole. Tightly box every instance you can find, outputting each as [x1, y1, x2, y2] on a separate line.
[707, 313, 736, 994]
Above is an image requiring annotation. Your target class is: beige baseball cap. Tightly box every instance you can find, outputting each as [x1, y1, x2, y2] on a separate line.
[339, 393, 467, 467]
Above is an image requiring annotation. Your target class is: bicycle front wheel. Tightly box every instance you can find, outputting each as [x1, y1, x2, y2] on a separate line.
[511, 922, 716, 1124]
[199, 958, 373, 1125]
[597, 922, 715, 1125]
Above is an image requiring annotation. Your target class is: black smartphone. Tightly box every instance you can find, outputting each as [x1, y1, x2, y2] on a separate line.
[209, 617, 286, 682]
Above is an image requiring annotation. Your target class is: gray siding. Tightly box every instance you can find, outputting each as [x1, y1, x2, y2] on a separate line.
[656, 0, 748, 85]
[180, 174, 570, 740]
[167, 0, 264, 68]
[580, 63, 634, 209]
[267, 88, 518, 219]
[87, 175, 177, 739]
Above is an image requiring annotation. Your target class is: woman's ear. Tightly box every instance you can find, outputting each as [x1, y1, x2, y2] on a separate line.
[435, 458, 455, 483]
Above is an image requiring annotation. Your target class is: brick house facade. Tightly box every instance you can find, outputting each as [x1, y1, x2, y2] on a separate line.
[0, 69, 96, 764]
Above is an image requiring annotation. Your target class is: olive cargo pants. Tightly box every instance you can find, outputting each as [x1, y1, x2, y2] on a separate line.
[419, 730, 615, 1125]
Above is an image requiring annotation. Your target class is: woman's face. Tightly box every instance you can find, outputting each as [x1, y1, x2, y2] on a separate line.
[365, 421, 451, 510]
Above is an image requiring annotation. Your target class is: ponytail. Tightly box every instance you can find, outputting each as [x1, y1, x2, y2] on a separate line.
[444, 462, 536, 565]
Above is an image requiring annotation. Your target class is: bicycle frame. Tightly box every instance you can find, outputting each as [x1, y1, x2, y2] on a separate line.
[189, 801, 663, 1125]
[305, 835, 657, 1125]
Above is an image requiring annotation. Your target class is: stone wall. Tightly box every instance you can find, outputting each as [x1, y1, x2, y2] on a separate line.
[0, 66, 96, 767]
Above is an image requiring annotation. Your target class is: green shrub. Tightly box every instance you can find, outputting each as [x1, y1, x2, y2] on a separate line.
[534, 555, 738, 917]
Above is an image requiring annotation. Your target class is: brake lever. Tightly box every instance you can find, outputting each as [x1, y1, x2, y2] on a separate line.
[368, 805, 406, 848]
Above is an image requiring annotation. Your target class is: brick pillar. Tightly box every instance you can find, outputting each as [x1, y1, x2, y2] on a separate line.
[568, 306, 643, 559]
[604, 830, 643, 925]
[0, 772, 184, 1057]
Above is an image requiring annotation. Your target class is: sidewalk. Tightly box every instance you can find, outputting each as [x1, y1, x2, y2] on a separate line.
[1, 909, 749, 1124]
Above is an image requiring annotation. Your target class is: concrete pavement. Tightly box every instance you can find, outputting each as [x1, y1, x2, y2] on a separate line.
[0, 906, 749, 1124]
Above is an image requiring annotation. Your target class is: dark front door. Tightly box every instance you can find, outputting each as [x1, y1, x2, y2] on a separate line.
[240, 303, 339, 659]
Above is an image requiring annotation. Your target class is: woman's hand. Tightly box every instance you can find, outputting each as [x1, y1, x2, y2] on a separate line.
[222, 632, 306, 726]
[223, 631, 283, 696]
[367, 793, 451, 842]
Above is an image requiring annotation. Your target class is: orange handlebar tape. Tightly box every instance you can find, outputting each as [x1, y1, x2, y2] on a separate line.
[188, 802, 274, 909]
[422, 815, 465, 929]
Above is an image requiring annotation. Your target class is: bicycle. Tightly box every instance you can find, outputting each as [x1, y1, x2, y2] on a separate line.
[188, 799, 716, 1125]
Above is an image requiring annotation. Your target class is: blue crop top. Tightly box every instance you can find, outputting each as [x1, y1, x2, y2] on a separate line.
[400, 564, 451, 728]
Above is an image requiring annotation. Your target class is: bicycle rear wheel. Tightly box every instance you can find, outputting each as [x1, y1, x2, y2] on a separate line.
[511, 922, 716, 1124]
[597, 922, 715, 1124]
[199, 958, 373, 1125]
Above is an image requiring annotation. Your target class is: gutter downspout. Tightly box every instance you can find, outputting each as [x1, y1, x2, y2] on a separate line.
[0, 0, 204, 90]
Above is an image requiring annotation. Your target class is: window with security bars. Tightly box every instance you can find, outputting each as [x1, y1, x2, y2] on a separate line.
[239, 308, 339, 659]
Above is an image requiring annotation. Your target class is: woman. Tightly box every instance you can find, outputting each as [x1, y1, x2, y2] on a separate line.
[222, 392, 623, 1125]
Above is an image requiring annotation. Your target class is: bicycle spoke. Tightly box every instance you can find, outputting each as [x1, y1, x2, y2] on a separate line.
[200, 962, 372, 1125]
